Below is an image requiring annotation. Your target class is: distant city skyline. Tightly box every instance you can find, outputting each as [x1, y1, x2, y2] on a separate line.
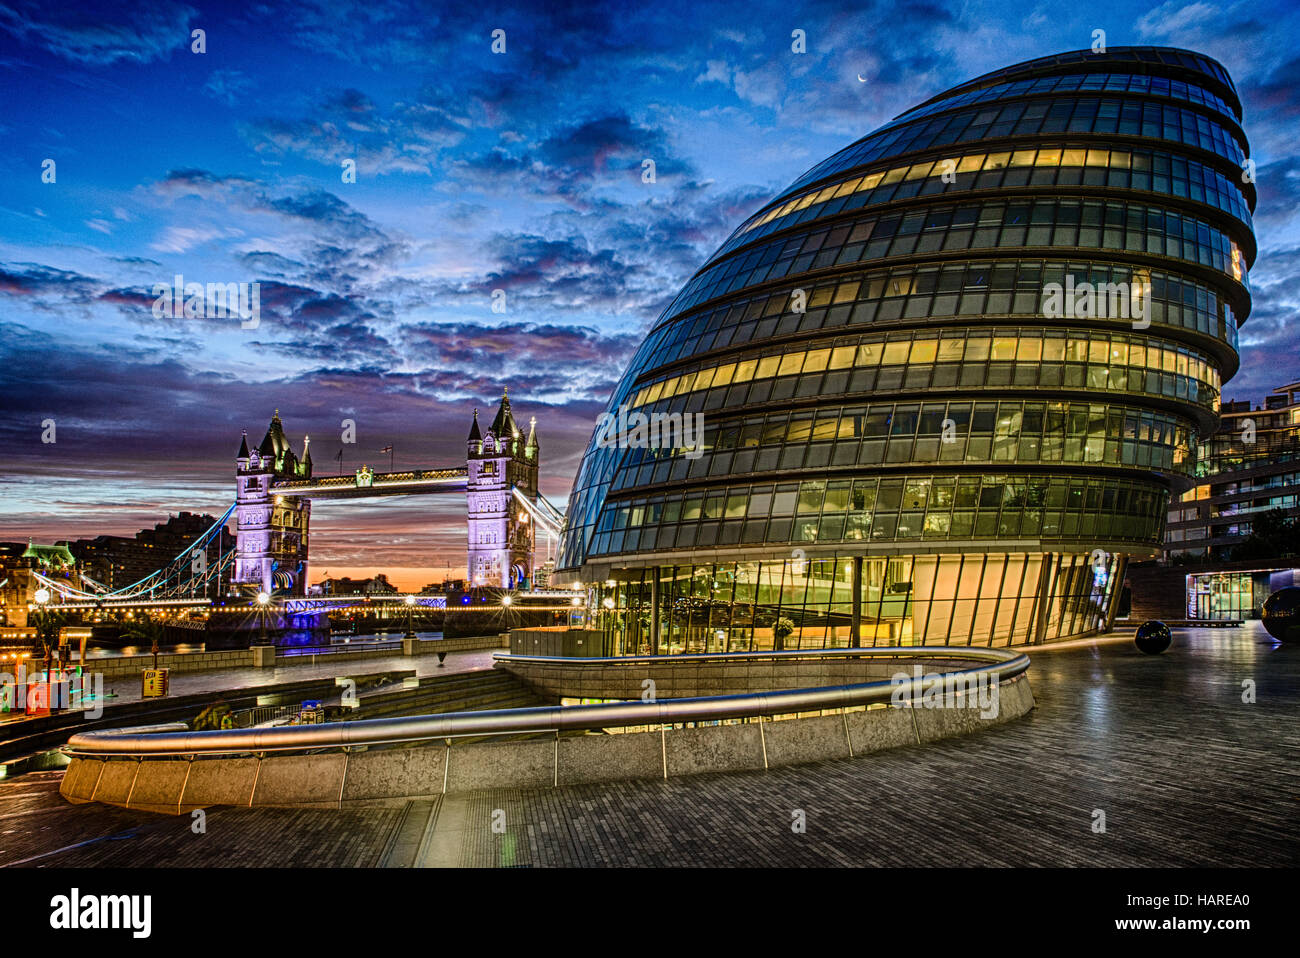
[3, 0, 1299, 589]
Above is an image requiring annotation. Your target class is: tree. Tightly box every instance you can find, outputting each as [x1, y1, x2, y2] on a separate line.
[121, 615, 168, 648]
[29, 607, 65, 654]
[773, 616, 795, 652]
[121, 614, 169, 667]
[1231, 509, 1299, 561]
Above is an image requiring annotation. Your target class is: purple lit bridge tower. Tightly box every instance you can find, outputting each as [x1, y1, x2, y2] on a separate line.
[232, 391, 554, 599]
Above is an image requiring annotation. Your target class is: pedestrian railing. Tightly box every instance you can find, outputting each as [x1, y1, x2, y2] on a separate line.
[63, 646, 1029, 759]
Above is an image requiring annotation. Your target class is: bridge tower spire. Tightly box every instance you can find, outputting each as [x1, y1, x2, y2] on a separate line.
[232, 411, 311, 599]
[466, 390, 538, 589]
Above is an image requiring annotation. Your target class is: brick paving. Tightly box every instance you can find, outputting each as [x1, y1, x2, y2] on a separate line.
[2, 623, 1296, 867]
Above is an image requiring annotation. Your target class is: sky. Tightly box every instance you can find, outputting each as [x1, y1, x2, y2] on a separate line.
[1, 0, 1298, 589]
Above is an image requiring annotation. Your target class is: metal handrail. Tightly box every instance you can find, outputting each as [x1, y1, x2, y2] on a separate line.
[493, 646, 1012, 666]
[63, 646, 1029, 759]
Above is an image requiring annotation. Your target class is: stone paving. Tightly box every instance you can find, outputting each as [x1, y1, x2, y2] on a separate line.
[2, 624, 1295, 867]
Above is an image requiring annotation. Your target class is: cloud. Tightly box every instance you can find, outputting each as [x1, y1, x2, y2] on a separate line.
[1136, 1, 1223, 38]
[202, 68, 255, 106]
[241, 90, 470, 176]
[150, 225, 242, 254]
[0, 0, 196, 65]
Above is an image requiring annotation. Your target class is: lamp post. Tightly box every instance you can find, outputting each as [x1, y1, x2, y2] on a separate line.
[34, 588, 52, 711]
[257, 591, 270, 646]
[404, 594, 416, 639]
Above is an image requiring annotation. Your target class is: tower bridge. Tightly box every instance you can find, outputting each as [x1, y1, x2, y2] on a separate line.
[23, 391, 564, 619]
[233, 389, 554, 598]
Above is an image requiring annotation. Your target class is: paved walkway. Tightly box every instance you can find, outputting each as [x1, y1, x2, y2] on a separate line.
[2, 624, 1295, 867]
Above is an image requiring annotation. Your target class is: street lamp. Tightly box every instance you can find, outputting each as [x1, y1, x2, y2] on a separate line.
[404, 594, 416, 639]
[33, 588, 53, 710]
[502, 595, 513, 607]
[256, 591, 270, 646]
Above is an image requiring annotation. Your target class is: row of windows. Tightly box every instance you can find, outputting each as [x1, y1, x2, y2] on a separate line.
[778, 96, 1246, 206]
[623, 357, 1218, 428]
[585, 473, 1169, 557]
[669, 195, 1247, 321]
[927, 49, 1236, 109]
[639, 260, 1239, 375]
[604, 399, 1195, 493]
[644, 359, 1216, 427]
[1192, 469, 1300, 500]
[630, 328, 1220, 411]
[725, 144, 1251, 257]
[884, 71, 1238, 130]
[605, 550, 1119, 650]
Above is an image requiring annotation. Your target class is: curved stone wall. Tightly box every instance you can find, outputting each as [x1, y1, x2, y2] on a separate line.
[60, 651, 1034, 812]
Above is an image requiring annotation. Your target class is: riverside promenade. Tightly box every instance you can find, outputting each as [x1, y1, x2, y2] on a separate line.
[1, 623, 1293, 868]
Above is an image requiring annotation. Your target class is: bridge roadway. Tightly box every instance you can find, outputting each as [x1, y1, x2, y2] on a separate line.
[1, 623, 1294, 867]
[271, 466, 467, 499]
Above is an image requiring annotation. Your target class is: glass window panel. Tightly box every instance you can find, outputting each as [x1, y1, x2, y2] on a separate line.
[883, 341, 910, 364]
[938, 337, 965, 361]
[803, 348, 830, 372]
[829, 346, 856, 369]
[797, 481, 826, 513]
[909, 339, 938, 363]
[1017, 337, 1042, 361]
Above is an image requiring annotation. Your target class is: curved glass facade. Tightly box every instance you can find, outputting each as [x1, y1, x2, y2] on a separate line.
[558, 46, 1255, 649]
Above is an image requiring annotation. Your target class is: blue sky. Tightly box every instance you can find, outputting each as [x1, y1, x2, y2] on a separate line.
[1, 0, 1297, 586]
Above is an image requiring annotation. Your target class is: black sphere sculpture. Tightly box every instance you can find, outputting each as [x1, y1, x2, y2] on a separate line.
[1134, 620, 1172, 654]
[1261, 587, 1300, 642]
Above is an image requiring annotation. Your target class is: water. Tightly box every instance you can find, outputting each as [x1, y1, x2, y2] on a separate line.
[76, 642, 204, 660]
[276, 631, 447, 656]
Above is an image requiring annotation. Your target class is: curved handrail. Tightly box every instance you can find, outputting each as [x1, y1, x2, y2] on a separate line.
[63, 646, 1029, 759]
[493, 646, 1016, 666]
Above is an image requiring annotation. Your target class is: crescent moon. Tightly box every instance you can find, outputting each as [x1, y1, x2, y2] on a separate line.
[857, 74, 867, 83]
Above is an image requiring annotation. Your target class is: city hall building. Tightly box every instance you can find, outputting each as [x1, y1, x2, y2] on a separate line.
[557, 47, 1256, 651]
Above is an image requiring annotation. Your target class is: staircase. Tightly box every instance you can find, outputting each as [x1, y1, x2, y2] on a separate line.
[356, 668, 548, 720]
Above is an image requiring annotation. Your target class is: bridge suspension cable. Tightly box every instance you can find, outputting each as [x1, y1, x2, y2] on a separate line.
[34, 503, 237, 604]
[512, 488, 565, 537]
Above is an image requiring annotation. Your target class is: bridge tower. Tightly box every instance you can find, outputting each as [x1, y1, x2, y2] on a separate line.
[466, 390, 538, 588]
[233, 411, 313, 597]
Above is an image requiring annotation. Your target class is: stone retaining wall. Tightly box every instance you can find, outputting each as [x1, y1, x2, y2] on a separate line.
[59, 673, 1034, 813]
[75, 649, 259, 680]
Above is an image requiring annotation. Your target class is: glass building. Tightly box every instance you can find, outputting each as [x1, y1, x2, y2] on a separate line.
[558, 47, 1255, 651]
